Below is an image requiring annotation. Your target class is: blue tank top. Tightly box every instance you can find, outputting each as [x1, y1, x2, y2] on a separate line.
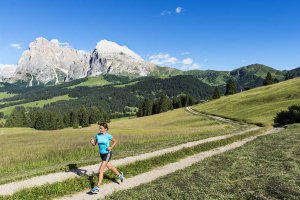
[95, 132, 113, 154]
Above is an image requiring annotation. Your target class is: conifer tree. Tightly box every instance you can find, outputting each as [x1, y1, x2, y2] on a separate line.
[152, 100, 160, 114]
[70, 110, 79, 128]
[172, 96, 182, 109]
[187, 94, 195, 106]
[63, 111, 71, 127]
[263, 72, 273, 86]
[180, 94, 188, 107]
[78, 107, 89, 127]
[225, 79, 237, 95]
[143, 99, 153, 116]
[89, 106, 101, 124]
[212, 87, 221, 99]
[159, 95, 169, 113]
[0, 112, 4, 119]
[5, 107, 27, 127]
[137, 103, 143, 117]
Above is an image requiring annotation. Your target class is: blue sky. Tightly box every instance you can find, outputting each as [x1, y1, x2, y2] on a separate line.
[0, 0, 299, 71]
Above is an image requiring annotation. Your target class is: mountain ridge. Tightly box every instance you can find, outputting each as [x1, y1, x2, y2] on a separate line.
[0, 37, 298, 89]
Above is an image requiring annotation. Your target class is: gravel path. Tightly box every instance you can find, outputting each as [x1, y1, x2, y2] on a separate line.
[58, 128, 283, 200]
[0, 107, 258, 196]
[186, 107, 248, 126]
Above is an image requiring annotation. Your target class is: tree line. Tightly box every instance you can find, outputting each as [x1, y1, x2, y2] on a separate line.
[137, 94, 197, 117]
[211, 72, 279, 100]
[4, 106, 110, 130]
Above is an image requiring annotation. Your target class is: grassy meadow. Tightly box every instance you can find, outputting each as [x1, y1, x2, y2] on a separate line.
[0, 95, 74, 115]
[0, 125, 265, 200]
[107, 124, 300, 200]
[114, 81, 139, 88]
[67, 76, 113, 88]
[193, 77, 300, 126]
[0, 92, 16, 99]
[0, 108, 244, 184]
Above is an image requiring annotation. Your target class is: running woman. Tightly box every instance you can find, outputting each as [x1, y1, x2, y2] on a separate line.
[90, 122, 124, 194]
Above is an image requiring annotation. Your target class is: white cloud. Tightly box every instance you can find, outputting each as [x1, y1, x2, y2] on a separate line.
[161, 10, 171, 16]
[192, 63, 200, 69]
[176, 7, 183, 14]
[180, 63, 201, 71]
[10, 43, 22, 50]
[51, 39, 72, 48]
[182, 58, 193, 65]
[149, 53, 178, 65]
[0, 64, 17, 78]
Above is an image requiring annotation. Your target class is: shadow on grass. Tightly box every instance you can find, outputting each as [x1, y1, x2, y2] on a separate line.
[85, 172, 119, 195]
[66, 163, 87, 176]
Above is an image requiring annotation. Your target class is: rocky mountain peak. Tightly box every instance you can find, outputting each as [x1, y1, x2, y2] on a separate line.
[9, 37, 157, 86]
[96, 40, 143, 61]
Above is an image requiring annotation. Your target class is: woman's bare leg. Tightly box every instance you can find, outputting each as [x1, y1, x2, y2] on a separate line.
[97, 161, 108, 186]
[106, 162, 120, 175]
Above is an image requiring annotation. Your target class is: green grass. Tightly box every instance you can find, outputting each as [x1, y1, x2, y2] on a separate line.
[114, 81, 139, 88]
[193, 77, 300, 126]
[68, 76, 113, 88]
[0, 124, 265, 200]
[106, 124, 300, 200]
[0, 95, 74, 115]
[0, 92, 16, 99]
[0, 108, 243, 184]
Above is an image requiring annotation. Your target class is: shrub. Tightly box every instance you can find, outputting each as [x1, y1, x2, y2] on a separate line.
[274, 105, 300, 126]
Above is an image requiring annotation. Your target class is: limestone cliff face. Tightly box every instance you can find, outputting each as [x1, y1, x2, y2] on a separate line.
[11, 38, 157, 86]
[13, 37, 90, 86]
[87, 40, 157, 76]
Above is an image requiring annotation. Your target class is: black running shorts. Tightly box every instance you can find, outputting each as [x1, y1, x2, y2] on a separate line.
[100, 151, 112, 162]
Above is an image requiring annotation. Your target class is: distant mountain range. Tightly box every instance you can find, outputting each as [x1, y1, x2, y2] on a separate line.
[4, 37, 156, 86]
[0, 37, 299, 89]
[153, 63, 287, 90]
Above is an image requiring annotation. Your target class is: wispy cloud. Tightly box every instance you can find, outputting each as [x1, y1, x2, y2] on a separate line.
[0, 64, 17, 78]
[160, 10, 171, 16]
[149, 53, 178, 65]
[10, 43, 22, 50]
[181, 56, 201, 70]
[51, 39, 72, 48]
[182, 58, 193, 65]
[160, 7, 183, 16]
[181, 63, 201, 71]
[176, 7, 183, 14]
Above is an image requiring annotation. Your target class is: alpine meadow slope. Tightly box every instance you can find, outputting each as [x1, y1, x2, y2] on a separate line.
[192, 77, 300, 126]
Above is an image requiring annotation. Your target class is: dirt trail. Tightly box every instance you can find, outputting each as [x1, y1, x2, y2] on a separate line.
[0, 107, 258, 196]
[58, 128, 283, 200]
[186, 107, 248, 126]
[0, 125, 259, 196]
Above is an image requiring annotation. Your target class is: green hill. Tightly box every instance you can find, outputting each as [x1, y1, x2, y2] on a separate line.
[149, 66, 182, 77]
[182, 70, 231, 86]
[151, 64, 286, 89]
[0, 75, 214, 119]
[192, 77, 300, 126]
[285, 67, 300, 80]
[230, 64, 285, 90]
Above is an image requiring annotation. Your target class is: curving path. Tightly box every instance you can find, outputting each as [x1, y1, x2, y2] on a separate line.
[58, 128, 282, 200]
[0, 107, 263, 196]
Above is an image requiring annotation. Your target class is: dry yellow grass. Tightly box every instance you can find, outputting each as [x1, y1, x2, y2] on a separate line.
[0, 108, 243, 184]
